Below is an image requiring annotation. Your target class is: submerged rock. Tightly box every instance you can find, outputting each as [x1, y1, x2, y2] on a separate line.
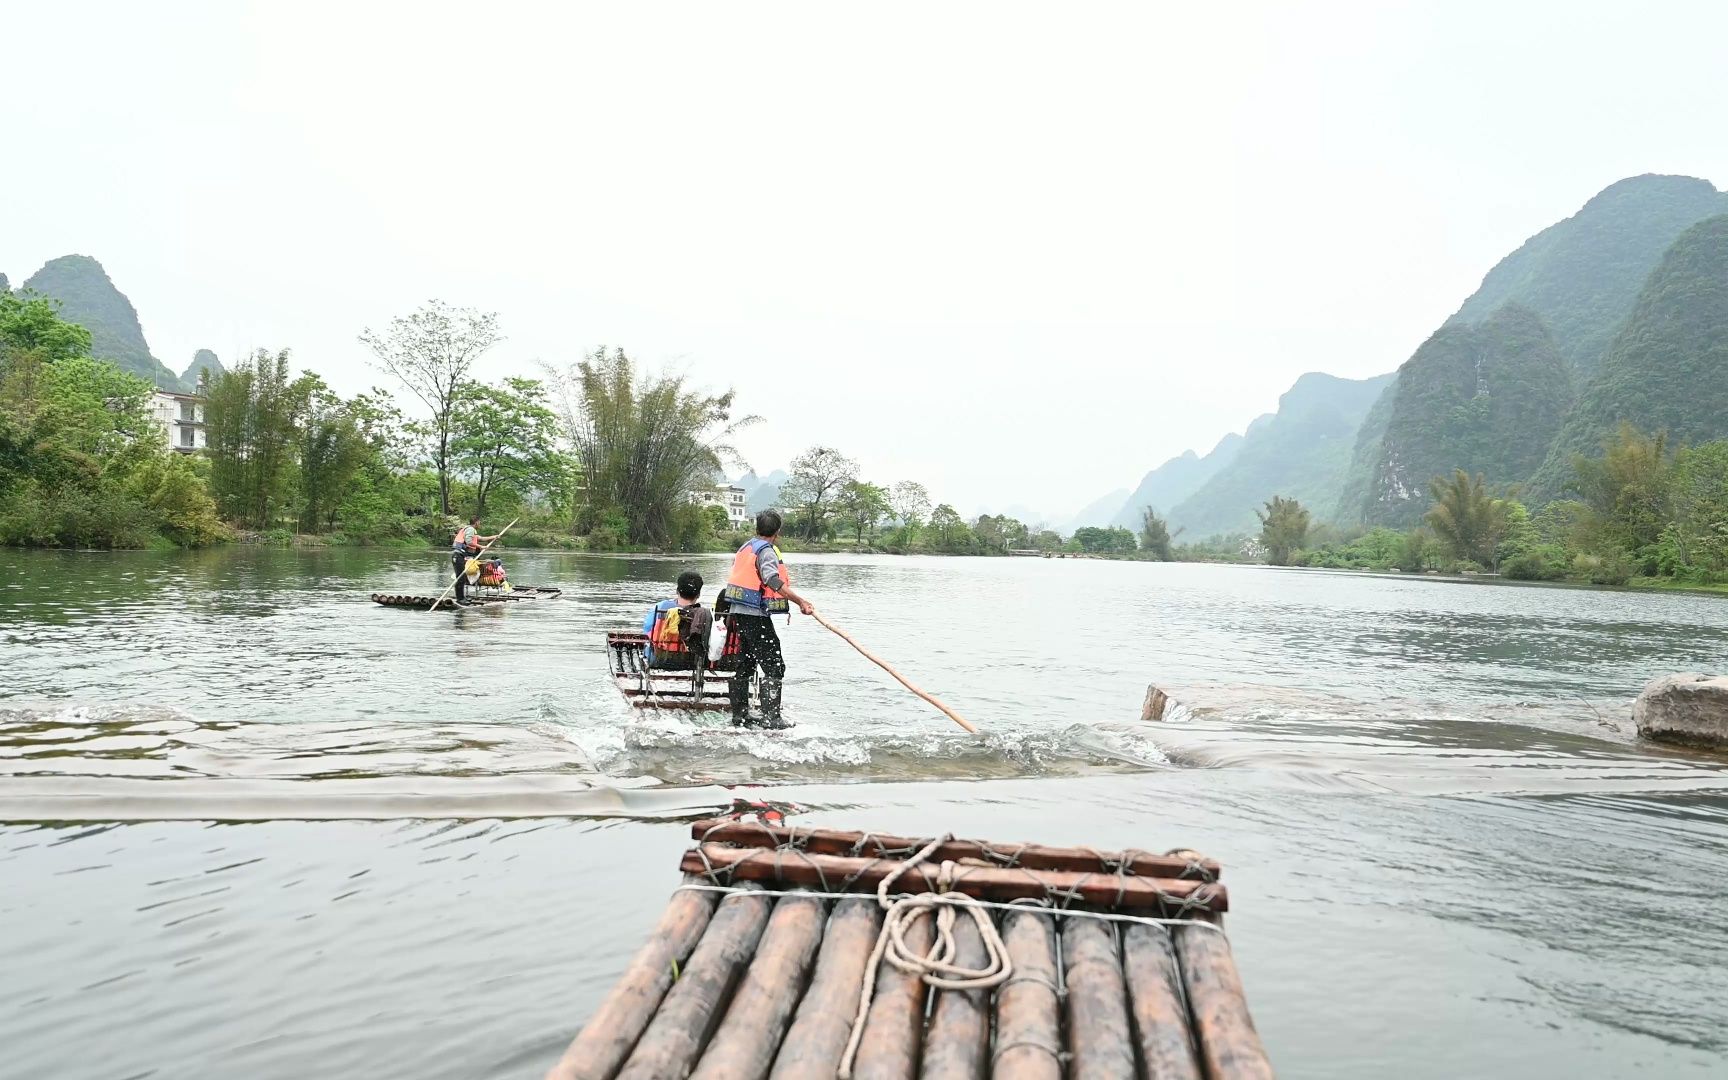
[1633, 673, 1728, 748]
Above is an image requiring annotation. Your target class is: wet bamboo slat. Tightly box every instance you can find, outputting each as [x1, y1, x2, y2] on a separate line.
[1062, 917, 1138, 1080]
[616, 885, 774, 1080]
[545, 881, 718, 1080]
[682, 844, 1227, 912]
[690, 820, 1220, 881]
[992, 909, 1062, 1080]
[1122, 922, 1203, 1080]
[771, 898, 885, 1080]
[1172, 917, 1275, 1080]
[849, 908, 935, 1080]
[693, 893, 827, 1080]
[918, 914, 991, 1080]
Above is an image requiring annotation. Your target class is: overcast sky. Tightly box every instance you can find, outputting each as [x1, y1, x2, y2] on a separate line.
[8, 1, 1727, 520]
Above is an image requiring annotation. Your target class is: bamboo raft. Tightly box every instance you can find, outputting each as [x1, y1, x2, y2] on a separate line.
[370, 584, 563, 610]
[547, 820, 1272, 1079]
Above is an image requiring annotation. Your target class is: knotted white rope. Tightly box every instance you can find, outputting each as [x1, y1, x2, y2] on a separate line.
[837, 834, 1013, 1078]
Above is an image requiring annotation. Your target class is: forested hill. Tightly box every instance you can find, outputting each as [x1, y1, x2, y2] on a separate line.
[181, 348, 225, 387]
[1447, 174, 1728, 374]
[1165, 371, 1393, 537]
[21, 255, 185, 390]
[1528, 214, 1728, 496]
[1107, 435, 1245, 530]
[1345, 305, 1574, 525]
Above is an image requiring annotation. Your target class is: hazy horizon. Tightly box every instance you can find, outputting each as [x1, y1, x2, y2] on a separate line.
[9, 1, 1728, 521]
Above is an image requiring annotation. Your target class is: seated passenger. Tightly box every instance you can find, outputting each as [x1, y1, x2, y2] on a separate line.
[643, 571, 712, 669]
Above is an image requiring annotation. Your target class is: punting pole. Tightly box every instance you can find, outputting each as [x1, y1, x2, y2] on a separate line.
[810, 612, 980, 734]
[425, 517, 518, 612]
[544, 881, 718, 1080]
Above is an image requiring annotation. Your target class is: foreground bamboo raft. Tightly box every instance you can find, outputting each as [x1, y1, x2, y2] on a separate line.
[547, 820, 1273, 1080]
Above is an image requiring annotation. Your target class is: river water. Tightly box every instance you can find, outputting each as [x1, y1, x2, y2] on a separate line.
[4, 548, 1727, 1079]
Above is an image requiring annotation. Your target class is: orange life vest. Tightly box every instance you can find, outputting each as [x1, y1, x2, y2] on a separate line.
[453, 524, 479, 553]
[724, 538, 790, 614]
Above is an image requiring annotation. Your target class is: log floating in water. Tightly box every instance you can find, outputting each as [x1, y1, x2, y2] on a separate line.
[694, 893, 827, 1080]
[1062, 917, 1137, 1079]
[992, 910, 1062, 1080]
[1173, 916, 1275, 1080]
[1123, 922, 1203, 1080]
[919, 914, 991, 1080]
[771, 898, 884, 1080]
[681, 844, 1228, 912]
[848, 908, 933, 1080]
[545, 881, 718, 1080]
[689, 820, 1220, 881]
[617, 885, 773, 1080]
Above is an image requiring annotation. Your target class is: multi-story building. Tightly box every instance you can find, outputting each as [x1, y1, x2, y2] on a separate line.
[151, 391, 206, 452]
[689, 484, 750, 529]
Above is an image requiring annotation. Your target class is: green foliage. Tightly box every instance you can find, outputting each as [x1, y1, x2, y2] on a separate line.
[1567, 422, 1672, 572]
[1138, 507, 1175, 560]
[1069, 525, 1137, 554]
[1501, 545, 1570, 581]
[1255, 495, 1310, 565]
[1531, 215, 1728, 496]
[449, 376, 565, 516]
[204, 350, 308, 529]
[1301, 526, 1404, 570]
[545, 347, 752, 546]
[1354, 306, 1573, 525]
[1423, 470, 1512, 568]
[974, 513, 1029, 554]
[781, 447, 858, 540]
[1657, 441, 1728, 579]
[836, 480, 891, 544]
[1573, 550, 1634, 586]
[0, 291, 92, 361]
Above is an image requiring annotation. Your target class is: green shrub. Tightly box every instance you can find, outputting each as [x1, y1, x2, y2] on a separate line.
[1501, 546, 1568, 581]
[1573, 550, 1634, 586]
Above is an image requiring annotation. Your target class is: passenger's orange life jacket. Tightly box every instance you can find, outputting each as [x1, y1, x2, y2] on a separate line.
[724, 538, 790, 614]
[649, 603, 692, 653]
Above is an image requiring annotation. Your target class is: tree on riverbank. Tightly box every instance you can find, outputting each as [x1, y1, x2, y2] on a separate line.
[359, 301, 502, 515]
[0, 293, 225, 548]
[1256, 495, 1310, 565]
[782, 446, 858, 539]
[544, 347, 753, 546]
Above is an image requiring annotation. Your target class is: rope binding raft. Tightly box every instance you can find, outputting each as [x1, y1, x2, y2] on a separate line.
[544, 819, 1271, 1080]
[839, 832, 1012, 1077]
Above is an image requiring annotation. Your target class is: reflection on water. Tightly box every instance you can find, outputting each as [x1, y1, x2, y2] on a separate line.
[3, 547, 1728, 1077]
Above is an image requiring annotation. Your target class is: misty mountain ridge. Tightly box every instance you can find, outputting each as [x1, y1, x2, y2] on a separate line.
[181, 348, 224, 388]
[1447, 173, 1728, 374]
[21, 255, 189, 391]
[1107, 433, 1248, 531]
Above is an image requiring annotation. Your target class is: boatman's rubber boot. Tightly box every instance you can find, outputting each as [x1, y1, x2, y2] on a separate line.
[757, 677, 791, 730]
[728, 675, 751, 728]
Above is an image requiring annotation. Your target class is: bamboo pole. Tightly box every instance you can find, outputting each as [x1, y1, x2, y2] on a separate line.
[993, 910, 1062, 1080]
[1172, 916, 1274, 1080]
[811, 613, 979, 734]
[688, 821, 1221, 882]
[545, 882, 719, 1080]
[693, 893, 827, 1080]
[771, 898, 885, 1080]
[1062, 917, 1137, 1079]
[426, 517, 518, 612]
[848, 911, 933, 1080]
[616, 885, 773, 1080]
[679, 845, 1228, 913]
[1122, 922, 1203, 1080]
[918, 911, 991, 1079]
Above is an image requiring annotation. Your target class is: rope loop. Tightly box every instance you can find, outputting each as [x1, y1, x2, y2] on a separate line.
[837, 834, 1014, 1078]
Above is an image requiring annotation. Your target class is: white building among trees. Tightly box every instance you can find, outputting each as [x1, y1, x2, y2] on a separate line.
[689, 483, 749, 528]
[151, 390, 205, 452]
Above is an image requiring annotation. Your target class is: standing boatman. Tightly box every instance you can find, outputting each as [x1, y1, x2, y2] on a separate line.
[450, 515, 501, 607]
[723, 509, 816, 729]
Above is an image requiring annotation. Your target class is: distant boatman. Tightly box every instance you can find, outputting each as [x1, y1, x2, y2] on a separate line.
[451, 515, 500, 607]
[723, 510, 816, 729]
